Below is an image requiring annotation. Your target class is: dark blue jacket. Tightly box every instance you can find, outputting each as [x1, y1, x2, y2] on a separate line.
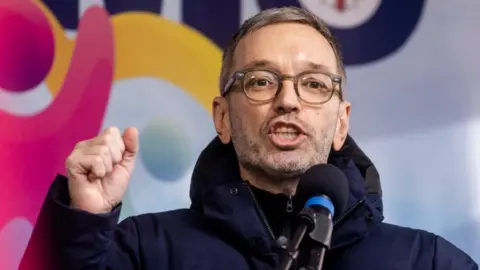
[20, 136, 478, 270]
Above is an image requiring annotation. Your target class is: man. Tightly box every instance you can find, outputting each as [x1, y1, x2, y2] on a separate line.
[21, 6, 477, 270]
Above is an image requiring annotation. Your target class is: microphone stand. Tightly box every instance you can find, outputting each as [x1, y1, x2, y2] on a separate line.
[277, 206, 333, 270]
[303, 206, 333, 270]
[277, 208, 316, 270]
[303, 246, 327, 270]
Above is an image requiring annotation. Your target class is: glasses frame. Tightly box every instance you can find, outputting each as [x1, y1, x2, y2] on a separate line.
[221, 68, 344, 104]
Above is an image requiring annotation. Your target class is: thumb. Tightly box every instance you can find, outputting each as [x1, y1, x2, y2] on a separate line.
[122, 127, 139, 159]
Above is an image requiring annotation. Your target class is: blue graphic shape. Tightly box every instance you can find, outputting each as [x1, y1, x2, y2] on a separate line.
[139, 117, 192, 182]
[256, 0, 425, 65]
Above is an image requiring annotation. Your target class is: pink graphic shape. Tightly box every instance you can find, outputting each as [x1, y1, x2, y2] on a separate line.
[0, 4, 114, 232]
[0, 0, 54, 92]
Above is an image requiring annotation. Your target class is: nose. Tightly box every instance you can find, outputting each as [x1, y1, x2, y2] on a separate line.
[273, 80, 300, 114]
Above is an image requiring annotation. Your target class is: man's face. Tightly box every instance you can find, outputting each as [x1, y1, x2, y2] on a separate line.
[216, 23, 349, 179]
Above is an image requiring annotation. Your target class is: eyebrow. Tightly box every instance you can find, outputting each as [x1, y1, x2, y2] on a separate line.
[306, 61, 333, 73]
[241, 59, 334, 73]
[242, 60, 274, 69]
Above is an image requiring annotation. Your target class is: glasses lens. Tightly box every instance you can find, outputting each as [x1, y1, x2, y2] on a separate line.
[298, 72, 334, 103]
[242, 70, 279, 101]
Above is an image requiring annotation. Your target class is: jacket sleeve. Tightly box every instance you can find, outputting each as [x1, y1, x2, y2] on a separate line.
[19, 175, 142, 270]
[433, 235, 478, 270]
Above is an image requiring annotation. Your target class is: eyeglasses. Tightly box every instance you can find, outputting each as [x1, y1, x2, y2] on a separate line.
[222, 69, 343, 104]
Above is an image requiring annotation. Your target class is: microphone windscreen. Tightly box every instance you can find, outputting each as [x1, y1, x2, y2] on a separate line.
[296, 164, 349, 217]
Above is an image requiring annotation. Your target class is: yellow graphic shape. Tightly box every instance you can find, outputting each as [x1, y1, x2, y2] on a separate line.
[32, 1, 222, 112]
[112, 13, 222, 112]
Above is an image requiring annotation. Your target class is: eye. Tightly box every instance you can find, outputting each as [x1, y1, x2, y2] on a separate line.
[300, 73, 331, 91]
[303, 79, 326, 89]
[246, 78, 276, 90]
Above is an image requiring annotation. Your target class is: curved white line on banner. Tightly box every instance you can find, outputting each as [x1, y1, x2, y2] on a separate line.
[241, 0, 261, 23]
[162, 0, 182, 22]
[0, 217, 33, 270]
[0, 83, 52, 116]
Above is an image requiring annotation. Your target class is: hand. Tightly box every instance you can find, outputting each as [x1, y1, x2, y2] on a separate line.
[65, 127, 139, 214]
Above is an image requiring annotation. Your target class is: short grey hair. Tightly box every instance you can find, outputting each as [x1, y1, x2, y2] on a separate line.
[219, 6, 345, 92]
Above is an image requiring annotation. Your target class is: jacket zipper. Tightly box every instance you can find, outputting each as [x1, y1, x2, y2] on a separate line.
[244, 182, 277, 240]
[244, 182, 366, 270]
[333, 198, 365, 227]
[244, 181, 366, 240]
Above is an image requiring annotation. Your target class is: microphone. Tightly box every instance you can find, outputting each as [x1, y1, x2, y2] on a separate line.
[277, 164, 349, 270]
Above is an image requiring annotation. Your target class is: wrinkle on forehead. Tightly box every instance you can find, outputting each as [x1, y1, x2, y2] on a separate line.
[233, 23, 338, 75]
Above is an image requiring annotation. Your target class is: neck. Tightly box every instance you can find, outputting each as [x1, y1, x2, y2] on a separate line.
[238, 164, 298, 196]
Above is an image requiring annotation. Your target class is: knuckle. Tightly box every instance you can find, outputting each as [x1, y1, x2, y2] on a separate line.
[65, 155, 75, 168]
[106, 126, 120, 136]
[112, 152, 122, 163]
[74, 140, 86, 149]
[98, 134, 110, 145]
[94, 155, 104, 165]
[65, 149, 80, 167]
[99, 145, 110, 156]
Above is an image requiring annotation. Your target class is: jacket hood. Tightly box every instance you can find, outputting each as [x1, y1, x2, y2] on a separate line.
[189, 135, 384, 252]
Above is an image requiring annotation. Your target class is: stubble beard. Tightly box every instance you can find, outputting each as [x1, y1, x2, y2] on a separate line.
[229, 112, 334, 182]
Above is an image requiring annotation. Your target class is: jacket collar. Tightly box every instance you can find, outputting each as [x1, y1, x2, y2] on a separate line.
[189, 135, 384, 255]
[327, 136, 384, 249]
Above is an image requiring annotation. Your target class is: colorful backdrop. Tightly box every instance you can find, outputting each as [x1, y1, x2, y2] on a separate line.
[0, 0, 479, 268]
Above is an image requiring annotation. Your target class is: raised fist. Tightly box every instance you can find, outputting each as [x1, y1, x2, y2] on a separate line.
[65, 127, 139, 214]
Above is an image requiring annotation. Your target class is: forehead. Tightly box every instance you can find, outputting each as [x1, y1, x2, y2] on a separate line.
[232, 23, 338, 74]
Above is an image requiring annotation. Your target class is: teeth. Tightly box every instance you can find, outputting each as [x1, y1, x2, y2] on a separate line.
[275, 132, 298, 140]
[273, 126, 298, 134]
[272, 126, 300, 140]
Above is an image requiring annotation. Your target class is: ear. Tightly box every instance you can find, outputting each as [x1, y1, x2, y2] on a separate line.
[212, 96, 232, 144]
[332, 101, 351, 151]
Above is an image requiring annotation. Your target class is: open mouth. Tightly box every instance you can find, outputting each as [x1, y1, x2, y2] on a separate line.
[271, 126, 301, 140]
[268, 122, 306, 148]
